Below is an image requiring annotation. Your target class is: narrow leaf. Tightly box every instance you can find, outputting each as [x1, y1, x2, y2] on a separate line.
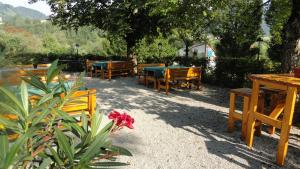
[20, 81, 29, 116]
[0, 134, 8, 161]
[55, 128, 74, 165]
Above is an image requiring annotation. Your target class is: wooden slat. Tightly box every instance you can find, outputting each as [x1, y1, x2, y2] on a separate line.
[232, 112, 243, 120]
[254, 112, 282, 129]
[269, 103, 285, 119]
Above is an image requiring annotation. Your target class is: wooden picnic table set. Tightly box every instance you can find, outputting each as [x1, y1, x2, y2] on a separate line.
[86, 59, 134, 80]
[228, 73, 300, 166]
[86, 60, 202, 95]
[137, 63, 202, 95]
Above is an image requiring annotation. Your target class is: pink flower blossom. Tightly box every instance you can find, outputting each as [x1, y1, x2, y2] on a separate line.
[108, 110, 121, 121]
[108, 110, 134, 129]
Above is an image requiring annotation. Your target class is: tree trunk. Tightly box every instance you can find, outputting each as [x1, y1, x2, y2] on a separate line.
[125, 34, 135, 60]
[185, 42, 189, 58]
[281, 0, 300, 72]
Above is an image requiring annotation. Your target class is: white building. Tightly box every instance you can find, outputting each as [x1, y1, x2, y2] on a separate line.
[178, 43, 216, 59]
[178, 43, 217, 68]
[0, 17, 3, 25]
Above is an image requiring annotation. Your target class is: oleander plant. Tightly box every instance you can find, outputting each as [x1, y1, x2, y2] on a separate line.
[0, 61, 134, 169]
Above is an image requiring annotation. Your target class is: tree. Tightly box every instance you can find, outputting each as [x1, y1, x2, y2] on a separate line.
[135, 34, 178, 63]
[30, 0, 165, 58]
[266, 0, 300, 72]
[149, 0, 214, 58]
[211, 0, 263, 58]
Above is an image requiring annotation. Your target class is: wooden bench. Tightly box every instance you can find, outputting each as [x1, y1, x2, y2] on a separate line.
[37, 64, 51, 68]
[228, 88, 265, 139]
[137, 63, 164, 85]
[0, 69, 48, 85]
[101, 61, 134, 80]
[61, 88, 97, 118]
[158, 67, 202, 95]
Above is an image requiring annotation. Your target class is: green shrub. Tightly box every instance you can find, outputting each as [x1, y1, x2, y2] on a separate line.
[0, 60, 132, 168]
[214, 57, 275, 88]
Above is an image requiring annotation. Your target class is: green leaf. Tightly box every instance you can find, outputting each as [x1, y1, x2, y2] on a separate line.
[0, 118, 22, 133]
[79, 132, 109, 165]
[75, 132, 92, 150]
[32, 109, 50, 126]
[47, 145, 64, 167]
[99, 121, 113, 134]
[82, 112, 88, 132]
[20, 81, 29, 116]
[47, 60, 59, 84]
[37, 93, 53, 106]
[55, 128, 74, 165]
[105, 145, 133, 156]
[91, 109, 103, 138]
[21, 76, 48, 93]
[91, 162, 129, 167]
[37, 157, 52, 169]
[56, 110, 77, 123]
[0, 134, 8, 161]
[0, 87, 27, 118]
[3, 134, 27, 169]
[64, 122, 85, 138]
[0, 102, 25, 121]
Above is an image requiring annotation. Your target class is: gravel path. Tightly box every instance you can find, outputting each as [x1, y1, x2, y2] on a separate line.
[85, 77, 300, 169]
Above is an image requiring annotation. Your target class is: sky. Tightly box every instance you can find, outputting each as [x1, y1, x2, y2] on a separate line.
[0, 0, 51, 16]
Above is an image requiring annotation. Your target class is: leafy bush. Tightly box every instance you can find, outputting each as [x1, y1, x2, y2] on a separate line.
[214, 57, 276, 88]
[0, 60, 133, 168]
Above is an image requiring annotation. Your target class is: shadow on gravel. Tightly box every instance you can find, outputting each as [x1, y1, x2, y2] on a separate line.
[86, 77, 300, 169]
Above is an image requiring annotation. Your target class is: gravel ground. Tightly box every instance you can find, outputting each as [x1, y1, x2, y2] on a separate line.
[85, 76, 300, 169]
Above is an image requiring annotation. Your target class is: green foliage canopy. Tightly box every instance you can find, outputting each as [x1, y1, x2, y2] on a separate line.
[211, 0, 263, 58]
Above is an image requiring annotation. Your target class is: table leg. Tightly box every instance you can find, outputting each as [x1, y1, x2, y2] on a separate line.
[101, 68, 104, 79]
[95, 67, 98, 77]
[227, 93, 236, 132]
[246, 80, 260, 148]
[241, 96, 250, 139]
[276, 86, 297, 166]
[144, 71, 147, 86]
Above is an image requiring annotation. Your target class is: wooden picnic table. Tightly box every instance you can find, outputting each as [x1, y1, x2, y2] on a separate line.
[92, 61, 129, 79]
[246, 73, 300, 166]
[143, 65, 187, 88]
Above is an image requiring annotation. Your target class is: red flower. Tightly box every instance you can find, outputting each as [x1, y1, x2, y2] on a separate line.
[108, 110, 121, 121]
[108, 110, 134, 129]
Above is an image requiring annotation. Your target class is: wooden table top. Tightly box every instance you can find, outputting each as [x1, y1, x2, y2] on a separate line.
[249, 74, 300, 88]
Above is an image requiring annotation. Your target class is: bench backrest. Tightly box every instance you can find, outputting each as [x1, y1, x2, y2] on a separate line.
[137, 63, 165, 76]
[61, 88, 96, 116]
[108, 61, 134, 70]
[16, 64, 34, 68]
[165, 67, 201, 81]
[1, 69, 48, 85]
[38, 64, 51, 68]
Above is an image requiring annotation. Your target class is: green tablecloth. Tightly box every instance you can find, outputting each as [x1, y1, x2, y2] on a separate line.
[143, 65, 187, 78]
[92, 61, 124, 70]
[93, 61, 108, 70]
